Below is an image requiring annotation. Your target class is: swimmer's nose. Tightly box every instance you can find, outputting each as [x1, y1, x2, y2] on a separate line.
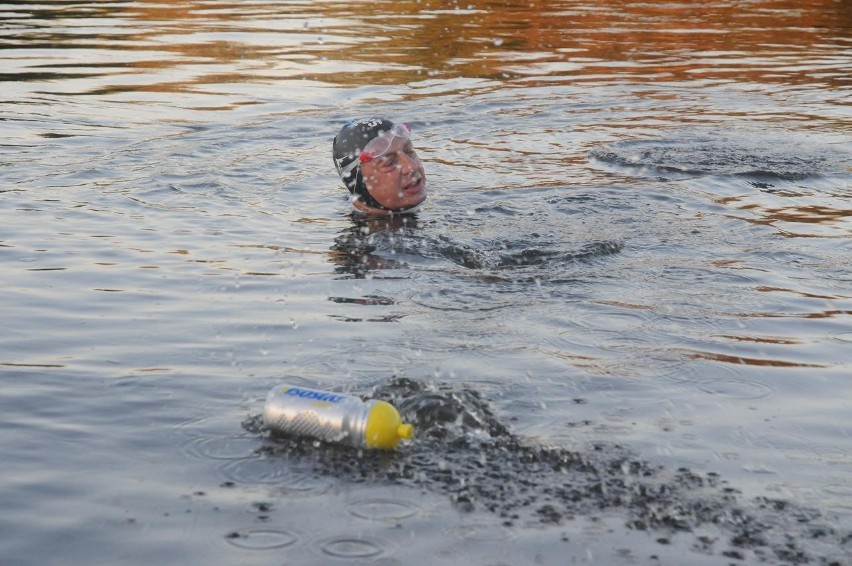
[398, 152, 418, 174]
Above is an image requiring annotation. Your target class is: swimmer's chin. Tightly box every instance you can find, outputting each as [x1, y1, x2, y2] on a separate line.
[351, 195, 425, 216]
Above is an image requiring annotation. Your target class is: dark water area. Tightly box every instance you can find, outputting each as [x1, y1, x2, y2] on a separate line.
[2, 1, 851, 564]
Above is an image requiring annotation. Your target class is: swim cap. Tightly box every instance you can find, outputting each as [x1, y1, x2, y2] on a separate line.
[332, 118, 394, 211]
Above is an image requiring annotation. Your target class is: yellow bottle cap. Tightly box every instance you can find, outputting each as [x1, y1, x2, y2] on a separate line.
[364, 400, 414, 449]
[397, 423, 414, 440]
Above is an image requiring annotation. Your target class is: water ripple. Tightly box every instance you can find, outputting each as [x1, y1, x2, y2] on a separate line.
[220, 458, 333, 495]
[444, 522, 517, 543]
[346, 498, 420, 522]
[695, 378, 773, 400]
[181, 435, 259, 461]
[225, 527, 300, 550]
[590, 135, 851, 181]
[2, 2, 850, 564]
[317, 536, 391, 559]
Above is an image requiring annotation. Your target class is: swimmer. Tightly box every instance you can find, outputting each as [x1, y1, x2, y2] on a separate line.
[333, 118, 427, 215]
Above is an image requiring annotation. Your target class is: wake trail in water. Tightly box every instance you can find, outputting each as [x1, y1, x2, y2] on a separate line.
[246, 378, 850, 565]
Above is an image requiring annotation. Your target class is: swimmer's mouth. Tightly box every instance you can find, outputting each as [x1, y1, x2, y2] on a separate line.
[402, 177, 424, 193]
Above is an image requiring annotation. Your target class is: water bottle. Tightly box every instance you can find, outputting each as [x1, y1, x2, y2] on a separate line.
[262, 384, 414, 449]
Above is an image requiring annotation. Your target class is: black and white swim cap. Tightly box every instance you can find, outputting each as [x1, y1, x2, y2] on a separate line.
[332, 118, 394, 211]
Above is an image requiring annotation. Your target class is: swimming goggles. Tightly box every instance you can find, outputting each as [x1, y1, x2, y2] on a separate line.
[342, 122, 412, 176]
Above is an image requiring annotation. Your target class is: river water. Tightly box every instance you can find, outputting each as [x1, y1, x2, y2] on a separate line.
[1, 1, 850, 564]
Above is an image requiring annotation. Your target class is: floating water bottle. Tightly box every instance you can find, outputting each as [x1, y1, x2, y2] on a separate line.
[263, 384, 414, 449]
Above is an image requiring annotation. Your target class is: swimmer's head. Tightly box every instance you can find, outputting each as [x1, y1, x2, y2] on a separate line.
[333, 118, 427, 215]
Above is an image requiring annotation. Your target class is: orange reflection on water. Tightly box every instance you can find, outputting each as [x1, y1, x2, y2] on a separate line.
[687, 350, 826, 368]
[737, 309, 852, 319]
[715, 334, 801, 345]
[754, 286, 843, 300]
[717, 191, 852, 238]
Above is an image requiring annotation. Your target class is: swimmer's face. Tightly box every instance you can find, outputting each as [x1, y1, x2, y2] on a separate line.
[359, 137, 426, 213]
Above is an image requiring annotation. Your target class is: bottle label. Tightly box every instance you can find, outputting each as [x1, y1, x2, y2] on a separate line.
[280, 386, 347, 404]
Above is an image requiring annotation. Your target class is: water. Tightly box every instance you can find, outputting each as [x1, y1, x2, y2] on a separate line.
[2, 0, 850, 564]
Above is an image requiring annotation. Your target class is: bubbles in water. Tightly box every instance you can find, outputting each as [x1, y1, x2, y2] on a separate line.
[375, 379, 511, 441]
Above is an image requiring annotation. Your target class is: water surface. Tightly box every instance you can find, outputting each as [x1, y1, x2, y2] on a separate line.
[2, 1, 851, 564]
